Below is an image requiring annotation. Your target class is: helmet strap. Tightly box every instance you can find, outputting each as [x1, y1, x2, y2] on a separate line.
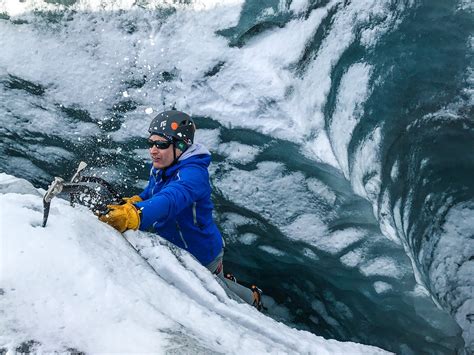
[170, 142, 181, 167]
[162, 142, 179, 176]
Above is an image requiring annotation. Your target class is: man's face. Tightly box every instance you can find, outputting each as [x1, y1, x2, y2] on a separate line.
[148, 134, 176, 169]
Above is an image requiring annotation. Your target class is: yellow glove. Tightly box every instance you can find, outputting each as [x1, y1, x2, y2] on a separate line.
[99, 203, 141, 233]
[122, 195, 142, 204]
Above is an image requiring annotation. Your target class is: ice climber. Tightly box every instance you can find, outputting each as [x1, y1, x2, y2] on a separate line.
[99, 110, 265, 311]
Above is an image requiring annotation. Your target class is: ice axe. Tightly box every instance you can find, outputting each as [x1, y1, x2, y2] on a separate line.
[42, 162, 122, 227]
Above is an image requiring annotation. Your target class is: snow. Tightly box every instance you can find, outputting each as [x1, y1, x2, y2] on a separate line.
[373, 281, 393, 294]
[239, 232, 259, 245]
[217, 141, 261, 164]
[194, 128, 221, 152]
[308, 228, 367, 255]
[216, 162, 329, 235]
[259, 245, 286, 257]
[340, 248, 365, 268]
[359, 257, 406, 279]
[306, 178, 337, 205]
[328, 63, 372, 178]
[302, 248, 319, 260]
[0, 174, 389, 354]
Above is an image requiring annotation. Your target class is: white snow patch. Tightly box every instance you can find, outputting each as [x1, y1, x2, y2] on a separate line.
[259, 245, 286, 257]
[194, 128, 221, 152]
[218, 141, 261, 164]
[306, 178, 337, 205]
[290, 0, 310, 14]
[240, 233, 259, 245]
[350, 127, 382, 210]
[281, 213, 328, 242]
[329, 63, 372, 177]
[373, 281, 392, 294]
[309, 228, 366, 255]
[360, 257, 405, 279]
[302, 248, 319, 260]
[340, 248, 365, 268]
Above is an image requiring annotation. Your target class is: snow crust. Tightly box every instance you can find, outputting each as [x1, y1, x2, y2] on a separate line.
[0, 174, 389, 354]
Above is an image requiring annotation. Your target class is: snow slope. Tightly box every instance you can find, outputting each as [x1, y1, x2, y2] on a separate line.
[0, 173, 389, 354]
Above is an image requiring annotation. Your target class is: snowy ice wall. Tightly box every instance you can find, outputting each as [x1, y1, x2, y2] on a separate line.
[325, 4, 474, 351]
[0, 173, 389, 354]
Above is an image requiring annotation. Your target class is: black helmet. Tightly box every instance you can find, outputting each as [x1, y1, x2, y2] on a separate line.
[148, 110, 195, 150]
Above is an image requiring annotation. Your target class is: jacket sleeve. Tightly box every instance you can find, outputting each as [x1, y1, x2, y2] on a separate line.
[134, 165, 210, 230]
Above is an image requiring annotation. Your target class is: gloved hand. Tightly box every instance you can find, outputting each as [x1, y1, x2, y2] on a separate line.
[122, 195, 142, 204]
[99, 203, 140, 233]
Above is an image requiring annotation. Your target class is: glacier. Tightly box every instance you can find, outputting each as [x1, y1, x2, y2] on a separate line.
[0, 0, 472, 352]
[0, 173, 388, 354]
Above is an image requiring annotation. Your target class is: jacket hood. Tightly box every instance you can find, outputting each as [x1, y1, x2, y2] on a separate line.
[150, 143, 211, 177]
[179, 143, 210, 161]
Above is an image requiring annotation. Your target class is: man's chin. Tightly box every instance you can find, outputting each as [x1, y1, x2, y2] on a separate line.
[152, 161, 163, 169]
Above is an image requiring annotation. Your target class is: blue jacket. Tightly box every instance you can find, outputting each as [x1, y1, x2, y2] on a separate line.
[134, 144, 223, 266]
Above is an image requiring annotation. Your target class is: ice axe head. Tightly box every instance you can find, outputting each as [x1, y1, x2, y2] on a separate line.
[70, 161, 88, 183]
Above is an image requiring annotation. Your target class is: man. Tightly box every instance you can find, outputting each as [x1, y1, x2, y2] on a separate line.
[99, 110, 264, 310]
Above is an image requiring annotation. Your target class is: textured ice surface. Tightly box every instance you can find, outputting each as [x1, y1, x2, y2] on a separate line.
[428, 202, 474, 351]
[0, 174, 389, 354]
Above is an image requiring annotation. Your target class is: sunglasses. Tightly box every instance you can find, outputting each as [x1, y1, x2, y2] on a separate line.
[147, 139, 173, 149]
